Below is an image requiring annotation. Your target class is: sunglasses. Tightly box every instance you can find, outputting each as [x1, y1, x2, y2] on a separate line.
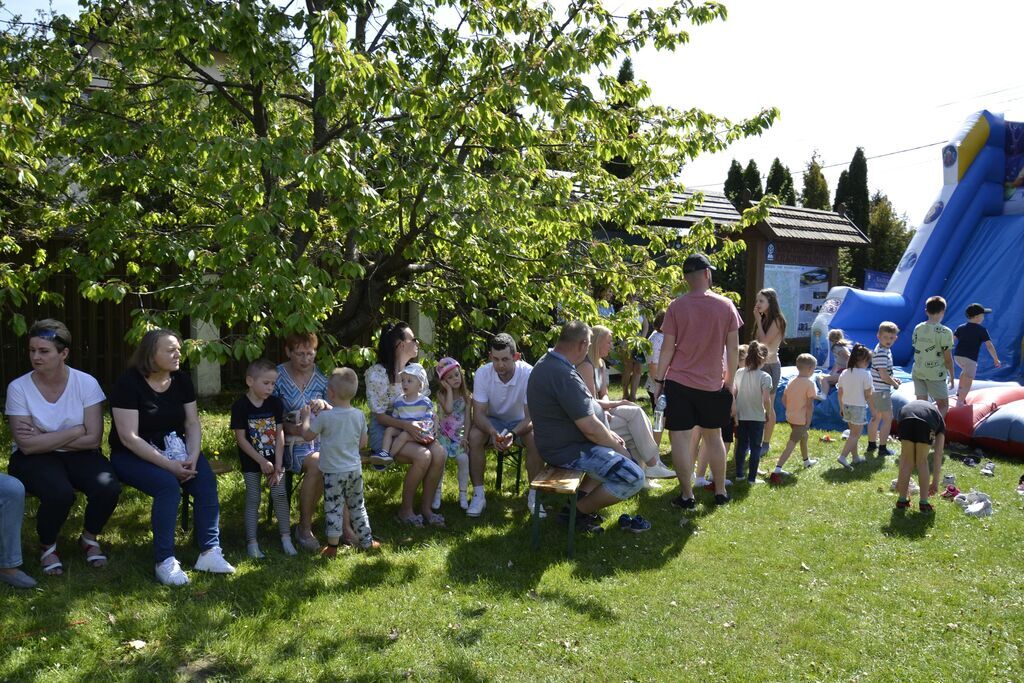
[32, 329, 69, 348]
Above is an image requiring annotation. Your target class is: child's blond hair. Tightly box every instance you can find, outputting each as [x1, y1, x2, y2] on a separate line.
[328, 367, 358, 401]
[795, 353, 817, 372]
[744, 341, 768, 371]
[878, 321, 899, 335]
[828, 328, 850, 345]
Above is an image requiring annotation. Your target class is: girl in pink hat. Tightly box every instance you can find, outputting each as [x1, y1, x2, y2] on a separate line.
[433, 357, 471, 510]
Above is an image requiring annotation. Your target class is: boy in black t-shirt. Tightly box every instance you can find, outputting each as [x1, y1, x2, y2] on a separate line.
[894, 400, 946, 513]
[230, 359, 296, 558]
[953, 303, 1001, 404]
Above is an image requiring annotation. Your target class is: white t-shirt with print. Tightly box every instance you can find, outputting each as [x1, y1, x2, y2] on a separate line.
[472, 360, 532, 423]
[5, 368, 105, 452]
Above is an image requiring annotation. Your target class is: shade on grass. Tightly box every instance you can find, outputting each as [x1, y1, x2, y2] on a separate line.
[1, 398, 1022, 681]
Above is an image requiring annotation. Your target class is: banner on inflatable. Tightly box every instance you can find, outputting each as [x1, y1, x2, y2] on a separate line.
[863, 269, 891, 291]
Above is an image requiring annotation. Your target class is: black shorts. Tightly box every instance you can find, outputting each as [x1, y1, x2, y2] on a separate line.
[664, 380, 733, 431]
[899, 417, 936, 445]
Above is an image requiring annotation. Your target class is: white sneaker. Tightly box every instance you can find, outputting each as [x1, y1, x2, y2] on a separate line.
[803, 459, 818, 468]
[645, 461, 676, 479]
[694, 476, 710, 487]
[642, 477, 663, 489]
[466, 494, 486, 518]
[194, 547, 236, 574]
[852, 456, 867, 465]
[156, 557, 189, 586]
[246, 542, 265, 559]
[280, 535, 298, 556]
[459, 493, 469, 510]
[527, 491, 547, 518]
[432, 485, 443, 510]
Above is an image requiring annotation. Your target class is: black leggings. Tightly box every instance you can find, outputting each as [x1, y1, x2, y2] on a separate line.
[8, 449, 122, 546]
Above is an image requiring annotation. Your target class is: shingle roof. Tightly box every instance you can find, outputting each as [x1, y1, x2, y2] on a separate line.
[657, 189, 740, 231]
[755, 205, 869, 246]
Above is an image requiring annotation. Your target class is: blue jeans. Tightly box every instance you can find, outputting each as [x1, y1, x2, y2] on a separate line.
[0, 474, 26, 569]
[734, 420, 765, 481]
[111, 450, 221, 563]
[561, 445, 645, 500]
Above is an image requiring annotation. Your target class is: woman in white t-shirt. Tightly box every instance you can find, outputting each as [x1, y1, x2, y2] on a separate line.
[5, 320, 122, 576]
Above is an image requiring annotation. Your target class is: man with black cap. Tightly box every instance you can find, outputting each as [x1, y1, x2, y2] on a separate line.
[953, 302, 1001, 404]
[652, 253, 741, 508]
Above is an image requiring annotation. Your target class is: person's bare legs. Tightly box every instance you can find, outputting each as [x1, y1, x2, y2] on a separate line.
[576, 484, 621, 514]
[915, 443, 932, 504]
[896, 440, 914, 500]
[957, 368, 974, 404]
[467, 424, 488, 488]
[762, 391, 778, 449]
[669, 428, 695, 500]
[298, 453, 324, 542]
[936, 397, 949, 418]
[418, 443, 446, 520]
[700, 427, 727, 496]
[394, 443, 432, 519]
[521, 430, 543, 481]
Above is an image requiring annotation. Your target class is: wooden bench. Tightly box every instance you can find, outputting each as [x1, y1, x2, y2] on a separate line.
[530, 466, 585, 558]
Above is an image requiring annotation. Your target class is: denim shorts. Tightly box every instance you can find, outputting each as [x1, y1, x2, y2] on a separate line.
[872, 390, 893, 414]
[561, 445, 645, 500]
[487, 416, 525, 445]
[842, 403, 868, 426]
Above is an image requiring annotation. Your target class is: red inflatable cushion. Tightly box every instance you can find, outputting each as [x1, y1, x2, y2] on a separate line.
[944, 402, 996, 443]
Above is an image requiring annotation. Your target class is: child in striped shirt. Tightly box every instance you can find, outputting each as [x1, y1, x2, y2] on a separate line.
[372, 363, 444, 470]
[867, 322, 901, 457]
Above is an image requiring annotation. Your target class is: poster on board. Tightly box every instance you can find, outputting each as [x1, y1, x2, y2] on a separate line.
[763, 264, 830, 338]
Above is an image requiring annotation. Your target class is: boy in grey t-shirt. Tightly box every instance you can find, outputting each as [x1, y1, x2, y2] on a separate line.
[300, 368, 380, 554]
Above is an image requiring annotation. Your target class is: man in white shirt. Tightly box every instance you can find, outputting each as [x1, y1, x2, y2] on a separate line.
[466, 333, 542, 517]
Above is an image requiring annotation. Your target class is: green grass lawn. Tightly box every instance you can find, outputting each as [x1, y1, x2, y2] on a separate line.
[2, 390, 1023, 682]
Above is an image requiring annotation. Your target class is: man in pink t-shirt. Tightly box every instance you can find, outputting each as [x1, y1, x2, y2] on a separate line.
[653, 253, 741, 508]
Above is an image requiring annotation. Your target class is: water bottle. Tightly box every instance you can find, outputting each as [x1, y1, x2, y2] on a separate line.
[163, 432, 188, 461]
[652, 394, 667, 432]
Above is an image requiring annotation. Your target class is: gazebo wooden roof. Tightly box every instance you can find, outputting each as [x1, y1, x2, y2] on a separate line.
[749, 205, 869, 246]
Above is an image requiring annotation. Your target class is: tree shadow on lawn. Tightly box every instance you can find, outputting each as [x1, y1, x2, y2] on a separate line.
[443, 488, 695, 616]
[880, 508, 935, 539]
[820, 454, 886, 484]
[2, 484, 417, 682]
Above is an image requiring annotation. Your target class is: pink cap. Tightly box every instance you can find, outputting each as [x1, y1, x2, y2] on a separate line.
[436, 357, 461, 379]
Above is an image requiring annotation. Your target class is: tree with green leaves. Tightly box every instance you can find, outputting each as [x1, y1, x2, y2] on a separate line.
[604, 58, 636, 180]
[742, 159, 763, 201]
[764, 157, 795, 205]
[0, 0, 776, 367]
[867, 191, 912, 277]
[724, 159, 745, 208]
[800, 154, 831, 210]
[833, 170, 851, 213]
[844, 148, 871, 284]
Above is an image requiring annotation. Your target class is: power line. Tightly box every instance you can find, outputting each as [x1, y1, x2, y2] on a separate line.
[685, 140, 947, 188]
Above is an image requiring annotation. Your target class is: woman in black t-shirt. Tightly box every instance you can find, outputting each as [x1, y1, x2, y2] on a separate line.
[109, 329, 235, 586]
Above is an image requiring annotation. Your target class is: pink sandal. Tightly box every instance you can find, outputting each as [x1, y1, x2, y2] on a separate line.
[79, 535, 108, 567]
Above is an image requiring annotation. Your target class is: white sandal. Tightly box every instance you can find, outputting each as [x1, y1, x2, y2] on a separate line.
[79, 535, 108, 567]
[40, 543, 63, 575]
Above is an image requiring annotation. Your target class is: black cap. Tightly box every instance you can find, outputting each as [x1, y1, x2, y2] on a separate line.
[965, 303, 991, 317]
[683, 252, 716, 274]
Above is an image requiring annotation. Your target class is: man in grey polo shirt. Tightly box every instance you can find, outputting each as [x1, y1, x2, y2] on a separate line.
[527, 321, 649, 533]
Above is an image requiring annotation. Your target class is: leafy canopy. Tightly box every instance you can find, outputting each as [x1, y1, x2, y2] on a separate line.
[1, 0, 776, 365]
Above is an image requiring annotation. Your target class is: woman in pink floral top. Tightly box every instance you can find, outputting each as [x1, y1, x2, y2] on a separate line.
[364, 322, 446, 527]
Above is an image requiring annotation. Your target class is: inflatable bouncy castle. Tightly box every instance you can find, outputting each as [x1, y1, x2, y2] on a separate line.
[807, 110, 1024, 456]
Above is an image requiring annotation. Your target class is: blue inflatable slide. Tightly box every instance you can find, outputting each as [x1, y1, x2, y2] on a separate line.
[780, 111, 1024, 455]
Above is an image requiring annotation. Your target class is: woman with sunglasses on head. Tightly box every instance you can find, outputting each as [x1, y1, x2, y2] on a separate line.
[5, 319, 122, 577]
[364, 322, 446, 527]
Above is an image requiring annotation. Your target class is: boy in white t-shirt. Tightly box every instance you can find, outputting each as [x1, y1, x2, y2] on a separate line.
[299, 368, 380, 556]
